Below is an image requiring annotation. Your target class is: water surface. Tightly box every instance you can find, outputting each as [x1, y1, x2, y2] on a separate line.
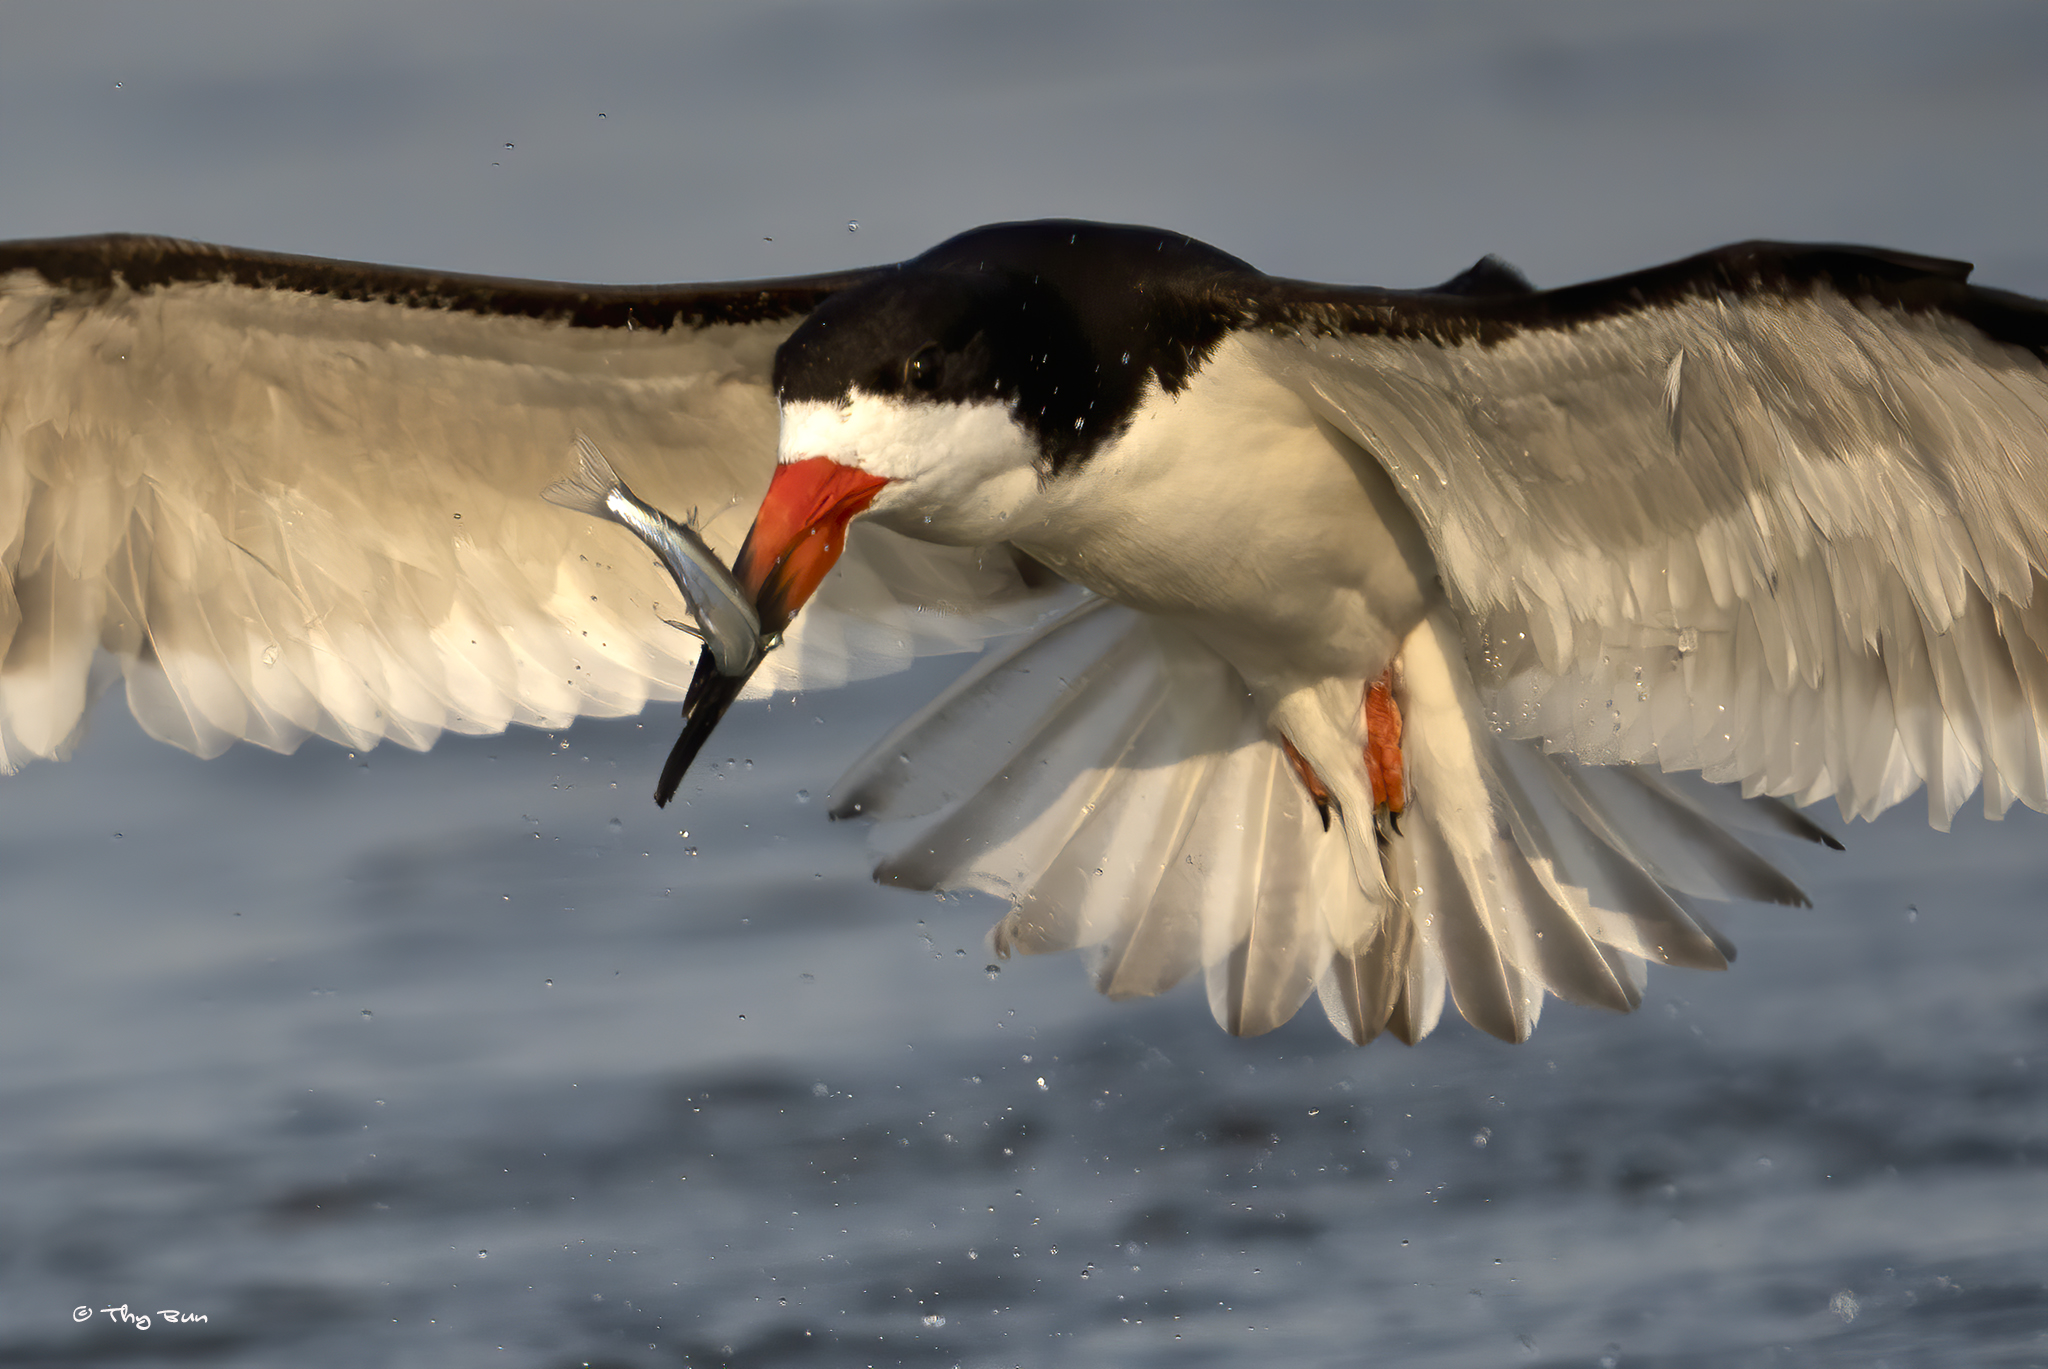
[2, 666, 2043, 1368]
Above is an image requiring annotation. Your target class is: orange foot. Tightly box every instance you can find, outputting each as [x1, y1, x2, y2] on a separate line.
[1364, 669, 1405, 825]
[1280, 667, 1406, 833]
[1281, 735, 1334, 831]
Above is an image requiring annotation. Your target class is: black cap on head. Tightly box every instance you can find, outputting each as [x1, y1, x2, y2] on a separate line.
[773, 221, 1252, 474]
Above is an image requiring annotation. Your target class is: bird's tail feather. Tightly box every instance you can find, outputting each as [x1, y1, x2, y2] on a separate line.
[836, 596, 1832, 1044]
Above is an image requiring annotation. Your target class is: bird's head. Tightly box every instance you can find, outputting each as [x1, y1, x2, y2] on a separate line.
[734, 269, 1042, 635]
[732, 220, 1250, 636]
[657, 222, 1247, 804]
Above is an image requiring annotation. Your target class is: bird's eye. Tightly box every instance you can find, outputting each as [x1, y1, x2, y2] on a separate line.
[904, 344, 942, 392]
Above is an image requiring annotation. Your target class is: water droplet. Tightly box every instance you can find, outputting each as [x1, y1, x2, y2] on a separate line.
[1036, 1077, 1048, 1092]
[1473, 1127, 1491, 1148]
[477, 1249, 489, 1259]
[360, 1008, 373, 1019]
[796, 789, 810, 802]
[985, 964, 1000, 978]
[544, 979, 554, 987]
[847, 220, 859, 232]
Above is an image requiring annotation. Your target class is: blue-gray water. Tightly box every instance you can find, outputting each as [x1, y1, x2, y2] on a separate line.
[4, 3, 2047, 1364]
[2, 661, 2045, 1368]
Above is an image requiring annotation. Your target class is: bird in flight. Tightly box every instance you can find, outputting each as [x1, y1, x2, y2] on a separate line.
[2, 220, 2044, 1046]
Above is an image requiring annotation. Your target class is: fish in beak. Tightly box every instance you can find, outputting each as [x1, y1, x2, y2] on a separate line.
[653, 456, 889, 805]
[542, 436, 765, 677]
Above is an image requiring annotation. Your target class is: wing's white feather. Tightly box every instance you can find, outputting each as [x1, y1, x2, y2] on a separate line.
[1252, 288, 2048, 828]
[1196, 740, 1330, 1037]
[1535, 759, 1805, 907]
[1311, 838, 1410, 1045]
[847, 595, 1807, 1044]
[848, 598, 1348, 1036]
[830, 589, 1118, 828]
[0, 266, 1045, 769]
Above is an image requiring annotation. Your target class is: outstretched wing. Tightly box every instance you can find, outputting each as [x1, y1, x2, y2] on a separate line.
[0, 234, 1042, 771]
[1247, 242, 2048, 828]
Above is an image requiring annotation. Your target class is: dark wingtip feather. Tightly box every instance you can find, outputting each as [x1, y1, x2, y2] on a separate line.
[1743, 793, 1846, 850]
[653, 652, 751, 807]
[1429, 254, 1535, 297]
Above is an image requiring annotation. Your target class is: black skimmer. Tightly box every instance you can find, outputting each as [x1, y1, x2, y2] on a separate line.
[3, 222, 2044, 1045]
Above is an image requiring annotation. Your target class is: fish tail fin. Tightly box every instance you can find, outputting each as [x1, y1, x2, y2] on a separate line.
[542, 433, 627, 519]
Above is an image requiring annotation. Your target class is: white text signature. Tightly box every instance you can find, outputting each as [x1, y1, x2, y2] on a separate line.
[73, 1305, 209, 1330]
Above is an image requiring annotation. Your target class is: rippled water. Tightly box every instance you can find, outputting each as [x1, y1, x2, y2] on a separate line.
[2, 665, 2045, 1368]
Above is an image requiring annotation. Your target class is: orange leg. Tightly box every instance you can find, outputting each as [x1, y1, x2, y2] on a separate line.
[1364, 668, 1405, 818]
[1281, 735, 1334, 830]
[1280, 667, 1405, 831]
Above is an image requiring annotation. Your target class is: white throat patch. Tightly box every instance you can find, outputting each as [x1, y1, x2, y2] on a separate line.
[776, 393, 1043, 546]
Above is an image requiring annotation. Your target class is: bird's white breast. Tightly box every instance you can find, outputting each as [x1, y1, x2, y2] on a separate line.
[1008, 335, 1441, 700]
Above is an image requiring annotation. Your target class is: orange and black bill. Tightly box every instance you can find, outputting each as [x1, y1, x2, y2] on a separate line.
[653, 458, 890, 805]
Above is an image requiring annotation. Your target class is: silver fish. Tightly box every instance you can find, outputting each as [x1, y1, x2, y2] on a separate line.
[542, 435, 764, 676]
